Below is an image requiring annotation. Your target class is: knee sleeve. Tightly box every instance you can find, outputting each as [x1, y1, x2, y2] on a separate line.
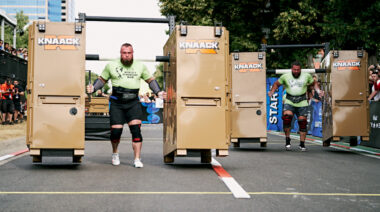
[282, 114, 293, 129]
[129, 124, 142, 143]
[298, 119, 308, 132]
[110, 128, 123, 143]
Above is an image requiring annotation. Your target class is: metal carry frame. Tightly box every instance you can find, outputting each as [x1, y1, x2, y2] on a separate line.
[77, 13, 176, 35]
[261, 43, 329, 74]
[79, 13, 173, 142]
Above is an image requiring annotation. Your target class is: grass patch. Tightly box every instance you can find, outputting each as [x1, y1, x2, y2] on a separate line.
[0, 121, 26, 141]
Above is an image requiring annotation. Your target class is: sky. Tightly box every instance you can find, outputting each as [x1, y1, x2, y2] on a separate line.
[75, 0, 169, 76]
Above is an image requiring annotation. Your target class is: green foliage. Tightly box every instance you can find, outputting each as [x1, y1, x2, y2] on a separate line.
[4, 11, 29, 48]
[273, 0, 318, 43]
[317, 0, 379, 53]
[159, 0, 380, 67]
[153, 63, 164, 89]
[159, 0, 266, 52]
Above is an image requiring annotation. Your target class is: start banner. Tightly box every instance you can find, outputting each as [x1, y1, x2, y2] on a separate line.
[266, 77, 284, 131]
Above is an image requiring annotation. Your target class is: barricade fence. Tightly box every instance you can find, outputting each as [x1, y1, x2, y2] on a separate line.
[0, 50, 27, 86]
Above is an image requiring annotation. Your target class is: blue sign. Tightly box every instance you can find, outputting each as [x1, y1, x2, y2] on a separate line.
[266, 77, 284, 131]
[141, 102, 163, 124]
[265, 77, 323, 138]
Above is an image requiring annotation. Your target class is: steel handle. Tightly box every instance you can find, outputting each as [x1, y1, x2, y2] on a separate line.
[88, 70, 92, 102]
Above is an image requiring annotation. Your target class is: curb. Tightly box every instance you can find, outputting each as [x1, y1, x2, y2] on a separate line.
[268, 131, 380, 159]
[0, 148, 29, 162]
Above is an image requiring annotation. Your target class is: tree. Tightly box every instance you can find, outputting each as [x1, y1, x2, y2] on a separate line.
[4, 11, 29, 49]
[153, 63, 164, 89]
[159, 0, 379, 67]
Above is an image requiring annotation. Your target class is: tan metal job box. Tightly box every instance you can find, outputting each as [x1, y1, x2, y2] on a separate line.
[321, 50, 369, 145]
[26, 21, 86, 162]
[230, 52, 267, 147]
[163, 25, 230, 163]
[85, 97, 109, 114]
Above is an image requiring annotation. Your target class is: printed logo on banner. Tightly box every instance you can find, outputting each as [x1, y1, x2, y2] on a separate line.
[268, 92, 279, 124]
[333, 60, 361, 71]
[234, 62, 263, 72]
[179, 40, 219, 54]
[37, 35, 80, 50]
[266, 77, 283, 131]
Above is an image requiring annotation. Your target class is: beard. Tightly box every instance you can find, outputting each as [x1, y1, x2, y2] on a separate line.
[121, 57, 133, 66]
[292, 72, 300, 78]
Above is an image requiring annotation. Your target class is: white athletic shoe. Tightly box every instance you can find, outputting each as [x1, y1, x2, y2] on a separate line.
[134, 158, 143, 168]
[299, 146, 307, 152]
[112, 153, 120, 166]
[285, 144, 291, 151]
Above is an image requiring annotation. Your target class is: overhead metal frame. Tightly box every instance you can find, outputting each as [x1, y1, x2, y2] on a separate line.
[85, 54, 170, 63]
[260, 43, 330, 58]
[77, 13, 176, 35]
[260, 43, 330, 75]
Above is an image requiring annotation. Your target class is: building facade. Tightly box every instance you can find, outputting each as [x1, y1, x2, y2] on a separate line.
[0, 0, 75, 22]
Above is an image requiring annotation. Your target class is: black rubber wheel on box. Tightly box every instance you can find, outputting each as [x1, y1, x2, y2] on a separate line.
[73, 156, 82, 163]
[32, 156, 42, 163]
[201, 150, 212, 163]
[323, 138, 331, 147]
[349, 136, 358, 146]
[164, 152, 174, 164]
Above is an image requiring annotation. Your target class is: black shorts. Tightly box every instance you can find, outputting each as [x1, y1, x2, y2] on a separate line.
[2, 99, 15, 113]
[109, 99, 143, 125]
[283, 103, 308, 117]
[14, 102, 21, 111]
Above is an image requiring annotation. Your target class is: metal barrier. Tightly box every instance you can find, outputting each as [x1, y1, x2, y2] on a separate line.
[361, 101, 380, 148]
[0, 50, 27, 85]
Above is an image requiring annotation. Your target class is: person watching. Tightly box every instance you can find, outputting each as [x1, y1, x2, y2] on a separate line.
[368, 69, 380, 102]
[1, 79, 15, 125]
[12, 80, 24, 123]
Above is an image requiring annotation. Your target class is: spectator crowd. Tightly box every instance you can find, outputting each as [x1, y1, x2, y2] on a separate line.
[369, 64, 380, 102]
[0, 39, 28, 60]
[139, 92, 157, 103]
[0, 78, 26, 125]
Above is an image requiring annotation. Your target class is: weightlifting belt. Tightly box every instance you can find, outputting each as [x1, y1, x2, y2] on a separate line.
[111, 87, 139, 103]
[286, 93, 307, 103]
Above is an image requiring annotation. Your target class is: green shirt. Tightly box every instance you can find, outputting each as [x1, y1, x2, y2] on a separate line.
[101, 59, 152, 89]
[278, 72, 313, 107]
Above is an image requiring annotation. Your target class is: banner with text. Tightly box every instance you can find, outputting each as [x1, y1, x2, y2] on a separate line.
[266, 77, 284, 131]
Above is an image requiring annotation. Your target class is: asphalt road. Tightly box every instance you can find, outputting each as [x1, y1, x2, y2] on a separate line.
[1, 124, 379, 211]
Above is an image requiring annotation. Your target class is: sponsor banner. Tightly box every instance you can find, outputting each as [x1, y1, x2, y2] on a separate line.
[141, 102, 163, 124]
[311, 101, 323, 137]
[179, 40, 219, 54]
[266, 77, 283, 131]
[362, 101, 380, 148]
